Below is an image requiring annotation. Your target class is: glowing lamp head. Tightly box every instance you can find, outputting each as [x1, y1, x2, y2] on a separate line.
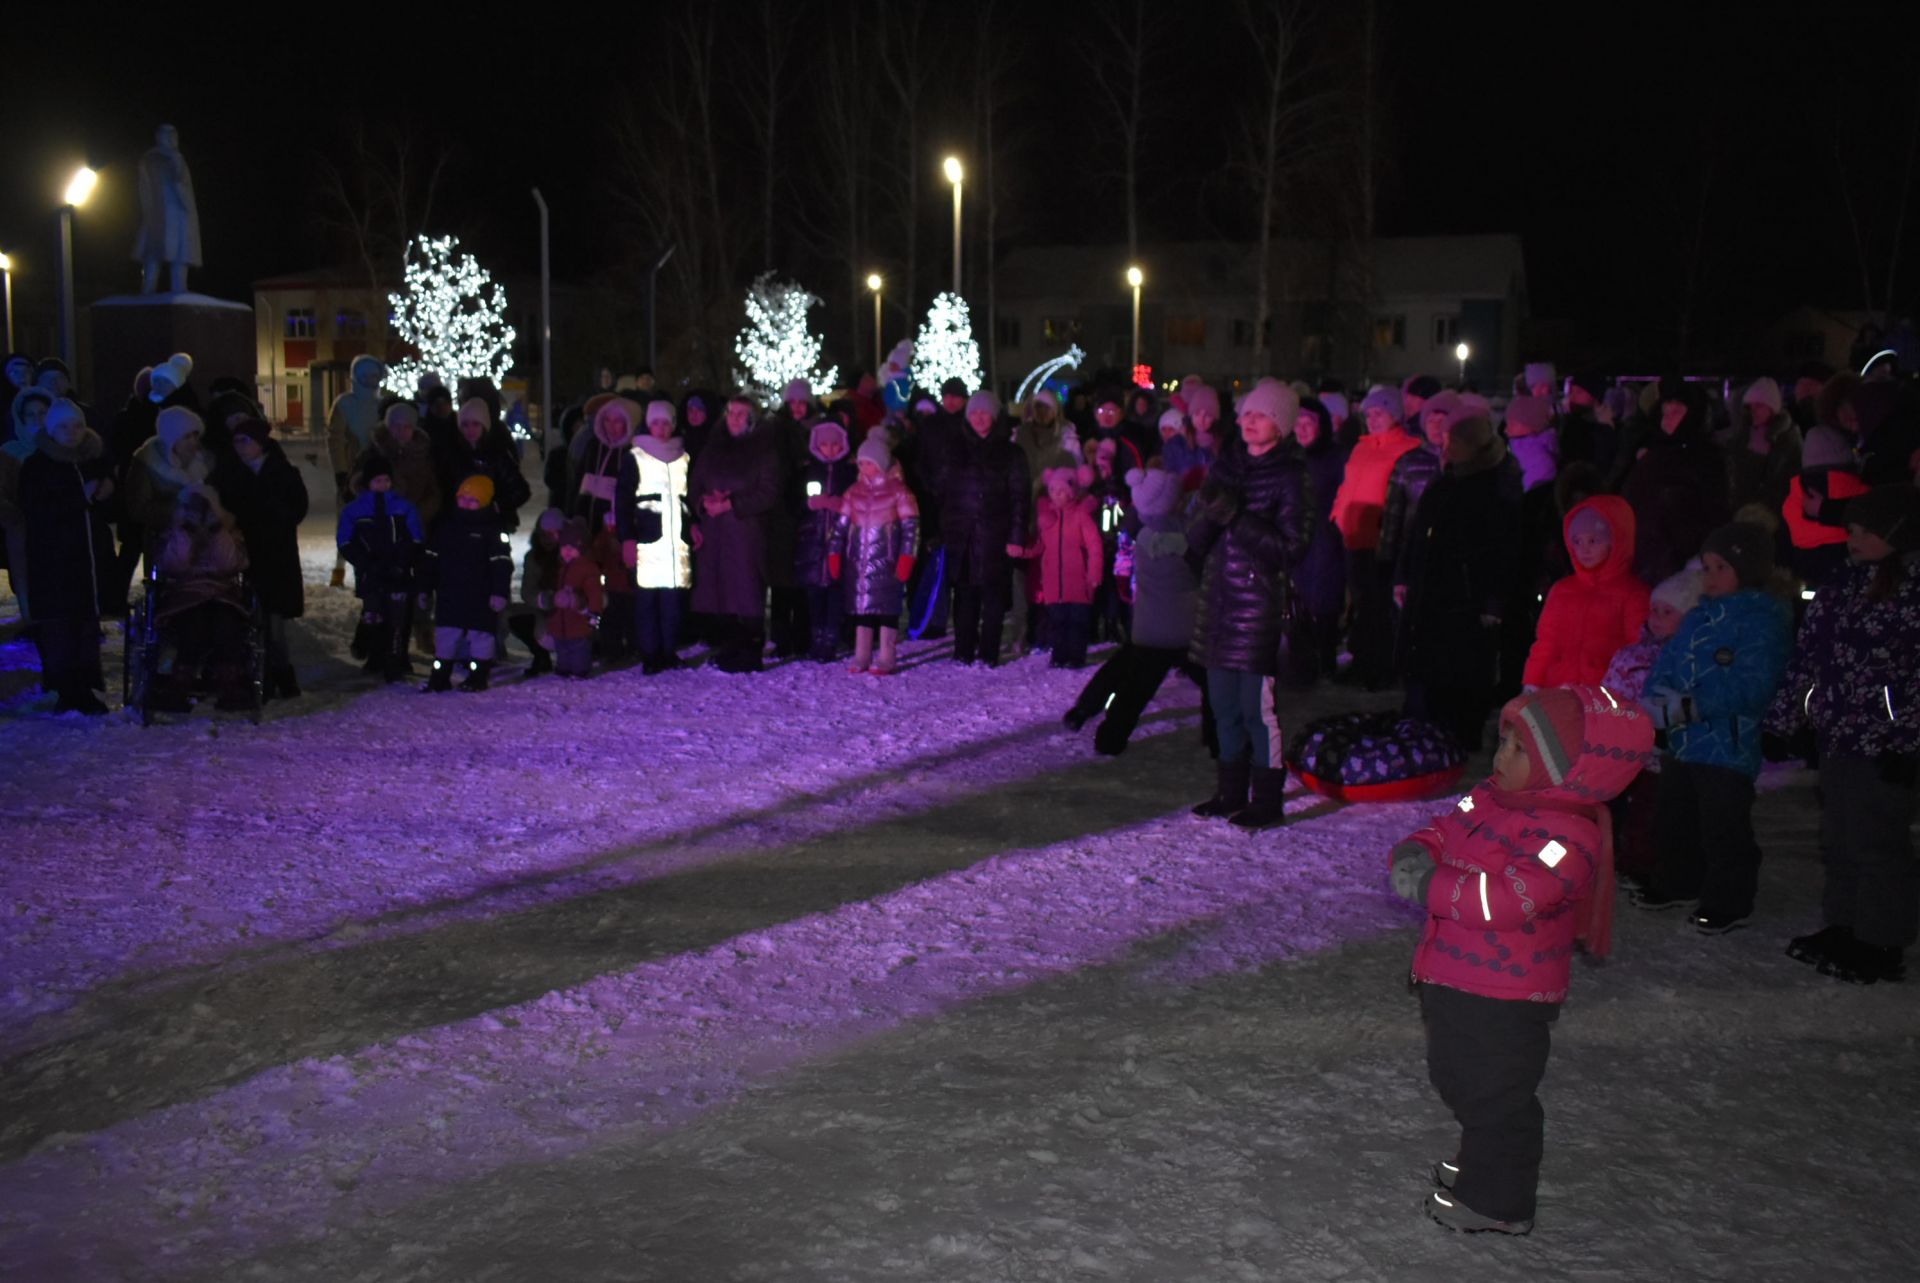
[1454, 341, 1470, 362]
[1126, 266, 1144, 289]
[64, 166, 98, 208]
[0, 251, 11, 271]
[943, 156, 963, 185]
[866, 273, 883, 292]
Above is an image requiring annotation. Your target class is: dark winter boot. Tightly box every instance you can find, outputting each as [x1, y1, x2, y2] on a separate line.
[1192, 759, 1252, 818]
[1231, 766, 1291, 829]
[526, 647, 554, 676]
[1786, 924, 1853, 969]
[458, 660, 492, 692]
[270, 665, 301, 699]
[423, 659, 455, 693]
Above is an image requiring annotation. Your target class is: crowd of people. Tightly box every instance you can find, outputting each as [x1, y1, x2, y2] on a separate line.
[4, 335, 1919, 1237]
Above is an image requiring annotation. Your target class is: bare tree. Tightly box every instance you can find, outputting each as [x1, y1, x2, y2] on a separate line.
[974, 0, 1022, 392]
[817, 3, 875, 366]
[874, 3, 929, 319]
[314, 123, 449, 347]
[745, 0, 799, 273]
[1086, 0, 1156, 262]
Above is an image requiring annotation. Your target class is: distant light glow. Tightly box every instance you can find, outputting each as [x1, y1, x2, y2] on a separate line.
[64, 167, 98, 207]
[1126, 266, 1143, 288]
[911, 292, 983, 394]
[383, 234, 516, 404]
[943, 156, 964, 185]
[865, 273, 883, 292]
[733, 271, 839, 408]
[1454, 341, 1470, 362]
[0, 251, 11, 271]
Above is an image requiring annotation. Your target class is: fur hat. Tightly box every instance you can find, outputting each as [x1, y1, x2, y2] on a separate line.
[1359, 385, 1404, 423]
[1235, 378, 1299, 426]
[456, 474, 496, 508]
[857, 428, 892, 471]
[808, 419, 849, 459]
[1800, 424, 1857, 471]
[967, 389, 1000, 418]
[1126, 465, 1182, 517]
[357, 452, 393, 484]
[155, 405, 203, 450]
[537, 507, 566, 534]
[1523, 361, 1558, 392]
[1041, 465, 1080, 493]
[782, 378, 813, 407]
[1741, 377, 1784, 414]
[150, 353, 192, 393]
[558, 517, 589, 550]
[1157, 408, 1186, 434]
[1402, 374, 1441, 400]
[1843, 484, 1920, 553]
[593, 396, 640, 436]
[645, 398, 677, 427]
[1702, 522, 1775, 589]
[1504, 395, 1552, 436]
[1444, 416, 1507, 472]
[1651, 564, 1707, 615]
[940, 377, 969, 400]
[1184, 383, 1221, 420]
[1419, 390, 1467, 434]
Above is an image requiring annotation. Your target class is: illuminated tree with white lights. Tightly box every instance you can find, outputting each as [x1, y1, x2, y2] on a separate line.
[733, 272, 839, 407]
[383, 235, 516, 397]
[911, 292, 983, 394]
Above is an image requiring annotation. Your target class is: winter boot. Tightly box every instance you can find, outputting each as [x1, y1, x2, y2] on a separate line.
[1092, 720, 1130, 756]
[266, 664, 300, 700]
[423, 659, 455, 693]
[1818, 937, 1907, 984]
[1231, 766, 1291, 829]
[1424, 1190, 1532, 1236]
[458, 660, 492, 692]
[329, 563, 346, 589]
[1432, 1160, 1459, 1191]
[1193, 759, 1252, 818]
[871, 627, 899, 676]
[849, 625, 874, 674]
[1787, 924, 1853, 968]
[526, 647, 554, 676]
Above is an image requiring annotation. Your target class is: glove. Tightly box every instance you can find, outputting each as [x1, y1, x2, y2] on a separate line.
[896, 555, 915, 582]
[828, 554, 843, 581]
[1645, 685, 1694, 731]
[1875, 751, 1919, 788]
[1389, 842, 1435, 905]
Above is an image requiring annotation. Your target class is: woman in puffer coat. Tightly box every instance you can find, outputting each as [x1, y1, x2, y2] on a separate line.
[795, 420, 857, 662]
[939, 390, 1031, 667]
[1289, 396, 1349, 683]
[1187, 379, 1314, 828]
[617, 399, 696, 674]
[438, 398, 532, 532]
[830, 430, 919, 675]
[21, 399, 116, 712]
[1765, 484, 1920, 985]
[1522, 495, 1649, 689]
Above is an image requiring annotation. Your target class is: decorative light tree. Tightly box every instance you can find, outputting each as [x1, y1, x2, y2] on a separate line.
[733, 272, 838, 407]
[383, 234, 517, 401]
[911, 291, 983, 394]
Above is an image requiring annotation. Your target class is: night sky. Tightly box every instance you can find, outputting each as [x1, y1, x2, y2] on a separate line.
[3, 1, 1916, 370]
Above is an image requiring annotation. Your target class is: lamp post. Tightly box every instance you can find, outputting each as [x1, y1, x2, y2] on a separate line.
[866, 272, 883, 374]
[1126, 265, 1144, 373]
[1454, 340, 1470, 387]
[0, 251, 13, 353]
[943, 156, 963, 295]
[531, 188, 552, 458]
[59, 166, 96, 370]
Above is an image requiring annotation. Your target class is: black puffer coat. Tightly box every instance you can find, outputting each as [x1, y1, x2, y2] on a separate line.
[1186, 439, 1315, 675]
[209, 440, 310, 618]
[1397, 456, 1522, 689]
[1621, 421, 1729, 585]
[939, 421, 1031, 586]
[21, 429, 116, 620]
[421, 505, 513, 631]
[794, 456, 856, 588]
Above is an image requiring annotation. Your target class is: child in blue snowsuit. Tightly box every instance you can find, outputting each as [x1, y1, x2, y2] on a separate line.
[338, 452, 426, 681]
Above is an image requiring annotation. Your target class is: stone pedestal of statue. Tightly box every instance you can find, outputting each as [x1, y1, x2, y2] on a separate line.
[89, 293, 254, 410]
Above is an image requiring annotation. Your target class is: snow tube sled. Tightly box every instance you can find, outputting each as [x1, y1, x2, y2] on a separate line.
[1284, 711, 1467, 803]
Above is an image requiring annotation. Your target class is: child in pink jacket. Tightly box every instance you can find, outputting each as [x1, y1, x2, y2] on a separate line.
[1388, 685, 1654, 1235]
[1027, 467, 1104, 668]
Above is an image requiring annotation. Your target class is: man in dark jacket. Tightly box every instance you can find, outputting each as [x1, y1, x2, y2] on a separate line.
[1187, 379, 1315, 827]
[210, 417, 309, 698]
[940, 390, 1030, 666]
[902, 378, 971, 639]
[1622, 378, 1731, 585]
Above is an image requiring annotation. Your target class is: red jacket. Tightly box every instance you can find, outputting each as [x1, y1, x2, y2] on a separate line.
[1523, 496, 1650, 688]
[548, 553, 606, 642]
[1029, 494, 1104, 606]
[1782, 471, 1867, 550]
[1331, 427, 1420, 550]
[1403, 686, 1654, 1002]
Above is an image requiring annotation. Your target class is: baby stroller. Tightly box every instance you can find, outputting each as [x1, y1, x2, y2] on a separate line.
[123, 562, 265, 727]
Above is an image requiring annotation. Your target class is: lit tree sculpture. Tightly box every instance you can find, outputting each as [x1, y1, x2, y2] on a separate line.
[733, 272, 839, 407]
[383, 235, 516, 397]
[911, 292, 983, 394]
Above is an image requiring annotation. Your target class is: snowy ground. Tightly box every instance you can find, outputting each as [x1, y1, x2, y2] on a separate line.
[1, 517, 1916, 1282]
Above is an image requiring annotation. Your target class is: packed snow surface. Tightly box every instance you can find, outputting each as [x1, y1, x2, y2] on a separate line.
[0, 522, 1915, 1281]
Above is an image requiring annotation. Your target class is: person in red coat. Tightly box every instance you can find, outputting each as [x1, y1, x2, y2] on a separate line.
[1522, 496, 1650, 689]
[1026, 467, 1105, 668]
[1388, 685, 1654, 1234]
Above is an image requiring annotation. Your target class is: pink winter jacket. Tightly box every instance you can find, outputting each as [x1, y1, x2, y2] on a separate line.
[1030, 494, 1104, 606]
[1523, 496, 1650, 688]
[1403, 687, 1654, 1003]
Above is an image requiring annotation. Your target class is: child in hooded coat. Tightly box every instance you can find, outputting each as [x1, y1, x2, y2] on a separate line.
[796, 420, 857, 662]
[1063, 465, 1215, 755]
[419, 474, 513, 692]
[830, 430, 920, 675]
[1601, 564, 1706, 881]
[1523, 496, 1649, 689]
[549, 517, 605, 678]
[1389, 685, 1655, 1234]
[337, 452, 425, 681]
[1027, 466, 1105, 667]
[510, 509, 564, 675]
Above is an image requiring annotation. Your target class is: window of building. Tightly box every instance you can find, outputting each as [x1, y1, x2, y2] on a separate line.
[284, 307, 315, 339]
[994, 315, 1022, 348]
[1042, 316, 1078, 343]
[1373, 315, 1407, 350]
[336, 309, 368, 338]
[1432, 315, 1460, 349]
[1166, 316, 1207, 348]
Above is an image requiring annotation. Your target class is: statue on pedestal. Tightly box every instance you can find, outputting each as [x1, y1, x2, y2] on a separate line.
[132, 124, 202, 295]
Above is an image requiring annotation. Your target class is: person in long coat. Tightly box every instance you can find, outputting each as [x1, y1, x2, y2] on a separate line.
[21, 400, 116, 712]
[690, 395, 781, 672]
[209, 416, 310, 698]
[939, 390, 1031, 667]
[1622, 378, 1731, 586]
[1290, 396, 1351, 682]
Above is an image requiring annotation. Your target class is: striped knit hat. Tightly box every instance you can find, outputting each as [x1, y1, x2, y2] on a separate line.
[1502, 687, 1586, 790]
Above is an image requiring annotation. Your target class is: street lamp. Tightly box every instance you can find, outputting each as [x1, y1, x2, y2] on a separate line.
[1454, 340, 1470, 386]
[1126, 265, 1144, 373]
[943, 156, 963, 294]
[0, 250, 13, 353]
[59, 165, 97, 369]
[866, 272, 883, 374]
